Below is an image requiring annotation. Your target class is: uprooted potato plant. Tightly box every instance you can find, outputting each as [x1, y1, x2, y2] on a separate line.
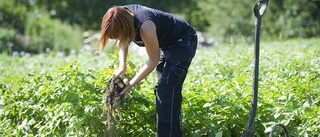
[103, 76, 129, 135]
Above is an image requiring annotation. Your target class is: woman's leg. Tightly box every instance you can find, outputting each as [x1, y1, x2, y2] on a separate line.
[155, 27, 197, 137]
[155, 60, 191, 137]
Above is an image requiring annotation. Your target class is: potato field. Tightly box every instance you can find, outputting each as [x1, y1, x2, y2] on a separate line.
[0, 38, 319, 137]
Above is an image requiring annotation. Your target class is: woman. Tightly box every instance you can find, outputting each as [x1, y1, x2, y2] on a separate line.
[98, 4, 197, 137]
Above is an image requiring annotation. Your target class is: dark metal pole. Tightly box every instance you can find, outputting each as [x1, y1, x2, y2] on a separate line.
[241, 1, 290, 136]
[247, 1, 262, 131]
[269, 123, 290, 137]
[241, 1, 268, 136]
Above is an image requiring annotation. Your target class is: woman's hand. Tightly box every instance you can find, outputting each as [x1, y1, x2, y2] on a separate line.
[120, 82, 132, 96]
[115, 66, 126, 77]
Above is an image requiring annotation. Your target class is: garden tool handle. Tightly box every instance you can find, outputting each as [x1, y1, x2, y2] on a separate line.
[241, 1, 269, 137]
[254, 0, 268, 18]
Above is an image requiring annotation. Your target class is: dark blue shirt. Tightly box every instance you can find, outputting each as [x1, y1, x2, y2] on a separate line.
[122, 4, 190, 48]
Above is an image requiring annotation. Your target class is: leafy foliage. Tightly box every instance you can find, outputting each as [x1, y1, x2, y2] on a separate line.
[1, 0, 320, 53]
[0, 0, 83, 54]
[0, 28, 20, 54]
[0, 0, 27, 32]
[1, 63, 106, 136]
[24, 11, 83, 54]
[0, 38, 319, 136]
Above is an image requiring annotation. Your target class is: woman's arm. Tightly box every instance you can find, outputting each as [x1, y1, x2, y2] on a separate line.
[120, 19, 160, 95]
[115, 45, 129, 77]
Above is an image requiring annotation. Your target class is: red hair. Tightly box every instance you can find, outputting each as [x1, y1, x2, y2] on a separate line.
[98, 6, 135, 51]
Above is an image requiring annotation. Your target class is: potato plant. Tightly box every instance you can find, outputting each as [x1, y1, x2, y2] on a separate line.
[0, 38, 319, 137]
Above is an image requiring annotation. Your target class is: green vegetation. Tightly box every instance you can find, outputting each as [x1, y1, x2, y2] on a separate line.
[1, 0, 319, 54]
[1, 0, 319, 136]
[1, 38, 319, 136]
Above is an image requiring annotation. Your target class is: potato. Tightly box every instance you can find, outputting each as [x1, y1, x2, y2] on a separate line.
[118, 83, 124, 88]
[123, 78, 129, 86]
[114, 78, 120, 83]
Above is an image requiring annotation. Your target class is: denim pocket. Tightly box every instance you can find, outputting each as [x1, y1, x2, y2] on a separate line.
[160, 64, 186, 86]
[164, 40, 195, 65]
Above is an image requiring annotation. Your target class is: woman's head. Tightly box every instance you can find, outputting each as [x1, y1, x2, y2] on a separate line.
[98, 6, 135, 51]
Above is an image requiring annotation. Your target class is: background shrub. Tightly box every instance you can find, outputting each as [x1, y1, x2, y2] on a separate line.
[0, 28, 16, 54]
[24, 12, 83, 54]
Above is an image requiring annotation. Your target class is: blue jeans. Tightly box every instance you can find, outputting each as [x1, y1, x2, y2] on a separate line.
[155, 27, 197, 137]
